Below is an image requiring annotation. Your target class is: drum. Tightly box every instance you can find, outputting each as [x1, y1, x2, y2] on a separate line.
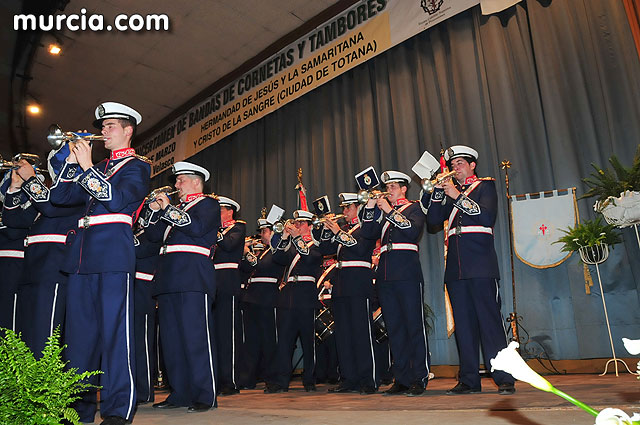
[372, 307, 388, 343]
[315, 306, 335, 343]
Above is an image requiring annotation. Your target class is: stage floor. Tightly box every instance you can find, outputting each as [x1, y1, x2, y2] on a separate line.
[129, 374, 640, 425]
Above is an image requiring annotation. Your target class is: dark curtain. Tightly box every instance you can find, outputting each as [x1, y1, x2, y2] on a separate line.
[151, 0, 640, 364]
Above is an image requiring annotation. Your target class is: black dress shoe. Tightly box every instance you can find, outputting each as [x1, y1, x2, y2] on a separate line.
[152, 400, 180, 409]
[304, 384, 317, 392]
[383, 382, 409, 395]
[220, 387, 240, 396]
[328, 384, 357, 393]
[498, 383, 516, 395]
[359, 385, 377, 395]
[264, 384, 288, 393]
[446, 382, 481, 395]
[187, 402, 211, 413]
[405, 383, 425, 397]
[100, 416, 126, 425]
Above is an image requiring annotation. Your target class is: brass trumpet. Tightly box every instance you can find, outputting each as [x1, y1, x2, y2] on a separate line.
[47, 124, 106, 149]
[420, 170, 457, 194]
[245, 236, 266, 251]
[273, 219, 294, 233]
[145, 186, 179, 204]
[311, 214, 346, 229]
[0, 153, 48, 174]
[357, 189, 390, 204]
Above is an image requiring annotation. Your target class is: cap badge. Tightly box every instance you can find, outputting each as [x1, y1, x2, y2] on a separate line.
[98, 104, 105, 117]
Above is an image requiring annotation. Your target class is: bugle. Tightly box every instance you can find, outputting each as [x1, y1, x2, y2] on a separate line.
[357, 189, 390, 204]
[145, 186, 178, 204]
[311, 214, 345, 229]
[0, 153, 48, 174]
[47, 124, 106, 150]
[273, 219, 294, 233]
[420, 170, 457, 194]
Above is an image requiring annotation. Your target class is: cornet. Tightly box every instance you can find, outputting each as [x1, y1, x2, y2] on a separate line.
[47, 124, 106, 150]
[357, 189, 390, 204]
[420, 170, 457, 194]
[311, 214, 346, 229]
[145, 186, 179, 204]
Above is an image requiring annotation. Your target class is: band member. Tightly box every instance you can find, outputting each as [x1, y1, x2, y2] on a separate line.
[423, 145, 515, 395]
[49, 102, 150, 425]
[239, 217, 284, 389]
[3, 156, 83, 356]
[132, 222, 161, 404]
[319, 193, 377, 394]
[266, 210, 322, 393]
[360, 171, 430, 396]
[0, 173, 28, 332]
[212, 196, 246, 396]
[144, 161, 220, 412]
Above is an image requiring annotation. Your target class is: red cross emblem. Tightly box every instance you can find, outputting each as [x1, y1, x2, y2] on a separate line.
[539, 224, 548, 235]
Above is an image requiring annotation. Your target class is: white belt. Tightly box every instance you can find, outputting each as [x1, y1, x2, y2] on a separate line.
[337, 260, 372, 268]
[25, 234, 67, 246]
[159, 244, 211, 257]
[248, 277, 279, 284]
[447, 226, 493, 237]
[0, 249, 24, 259]
[78, 213, 133, 228]
[380, 243, 418, 253]
[287, 275, 316, 283]
[135, 272, 154, 281]
[214, 262, 239, 270]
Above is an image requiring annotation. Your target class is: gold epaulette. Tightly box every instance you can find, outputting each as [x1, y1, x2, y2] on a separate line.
[479, 177, 495, 181]
[235, 220, 247, 224]
[206, 193, 219, 200]
[135, 154, 152, 164]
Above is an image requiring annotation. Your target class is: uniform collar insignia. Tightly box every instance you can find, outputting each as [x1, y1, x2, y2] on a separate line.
[463, 175, 478, 185]
[393, 198, 410, 206]
[302, 234, 312, 242]
[223, 219, 236, 228]
[350, 217, 359, 225]
[184, 193, 203, 203]
[110, 148, 136, 160]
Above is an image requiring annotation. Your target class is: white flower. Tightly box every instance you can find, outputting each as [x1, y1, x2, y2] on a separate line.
[595, 408, 640, 425]
[622, 338, 640, 356]
[490, 341, 553, 392]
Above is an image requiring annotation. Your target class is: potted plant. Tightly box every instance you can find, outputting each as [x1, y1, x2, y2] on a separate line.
[0, 327, 101, 425]
[555, 216, 622, 259]
[581, 145, 640, 228]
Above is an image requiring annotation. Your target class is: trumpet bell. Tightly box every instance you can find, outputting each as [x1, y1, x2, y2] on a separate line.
[47, 123, 106, 149]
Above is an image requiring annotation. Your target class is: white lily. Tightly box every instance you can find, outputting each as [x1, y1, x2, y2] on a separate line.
[490, 341, 553, 392]
[622, 338, 640, 356]
[595, 408, 640, 425]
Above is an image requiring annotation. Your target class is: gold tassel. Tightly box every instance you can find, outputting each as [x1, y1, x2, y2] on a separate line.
[445, 285, 455, 338]
[583, 263, 594, 294]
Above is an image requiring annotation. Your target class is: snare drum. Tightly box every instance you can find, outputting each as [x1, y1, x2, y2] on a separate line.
[315, 306, 335, 343]
[372, 307, 388, 343]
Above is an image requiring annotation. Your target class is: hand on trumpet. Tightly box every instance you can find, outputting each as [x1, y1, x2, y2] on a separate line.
[323, 216, 341, 235]
[435, 171, 460, 199]
[149, 193, 170, 211]
[376, 195, 392, 214]
[68, 133, 93, 171]
[284, 221, 299, 239]
[9, 159, 35, 191]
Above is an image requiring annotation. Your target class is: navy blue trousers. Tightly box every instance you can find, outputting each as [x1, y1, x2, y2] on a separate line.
[447, 278, 514, 389]
[65, 272, 136, 423]
[377, 280, 430, 387]
[213, 292, 243, 390]
[133, 279, 156, 403]
[157, 292, 218, 407]
[273, 307, 316, 387]
[17, 280, 66, 357]
[332, 296, 377, 388]
[240, 303, 277, 387]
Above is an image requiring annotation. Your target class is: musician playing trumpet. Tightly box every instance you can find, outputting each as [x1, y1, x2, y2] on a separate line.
[422, 145, 515, 396]
[318, 193, 377, 394]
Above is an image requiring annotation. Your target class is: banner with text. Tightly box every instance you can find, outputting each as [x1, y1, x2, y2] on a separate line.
[138, 0, 479, 176]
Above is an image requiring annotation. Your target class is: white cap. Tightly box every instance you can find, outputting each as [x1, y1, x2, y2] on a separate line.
[381, 170, 411, 185]
[338, 192, 358, 206]
[171, 161, 210, 182]
[218, 196, 240, 212]
[444, 145, 478, 163]
[293, 210, 313, 221]
[257, 218, 271, 229]
[93, 102, 142, 128]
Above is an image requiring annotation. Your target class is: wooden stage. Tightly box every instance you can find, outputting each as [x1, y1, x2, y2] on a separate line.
[129, 373, 640, 425]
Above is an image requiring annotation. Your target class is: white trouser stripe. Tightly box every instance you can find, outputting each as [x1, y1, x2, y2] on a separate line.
[144, 314, 151, 402]
[274, 308, 278, 344]
[12, 293, 18, 331]
[205, 294, 217, 400]
[366, 299, 377, 386]
[50, 283, 59, 336]
[125, 274, 135, 419]
[420, 284, 430, 375]
[232, 295, 236, 388]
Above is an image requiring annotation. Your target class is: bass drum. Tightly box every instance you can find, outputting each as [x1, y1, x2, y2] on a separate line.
[315, 306, 335, 343]
[372, 307, 388, 343]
